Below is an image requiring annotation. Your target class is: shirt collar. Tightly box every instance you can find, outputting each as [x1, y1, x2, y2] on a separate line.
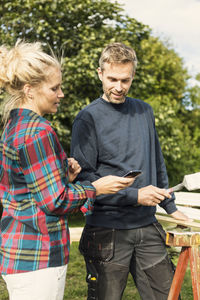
[10, 109, 51, 124]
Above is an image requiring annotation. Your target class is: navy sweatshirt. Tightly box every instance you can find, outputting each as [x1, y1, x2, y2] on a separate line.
[70, 97, 177, 229]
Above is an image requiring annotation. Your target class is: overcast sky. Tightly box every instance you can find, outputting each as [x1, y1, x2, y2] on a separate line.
[115, 0, 200, 84]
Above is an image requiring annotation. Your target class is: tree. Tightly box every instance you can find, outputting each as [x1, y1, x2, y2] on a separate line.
[0, 0, 199, 185]
[131, 36, 194, 185]
[0, 0, 150, 148]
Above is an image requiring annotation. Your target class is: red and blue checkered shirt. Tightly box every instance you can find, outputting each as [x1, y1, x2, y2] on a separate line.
[0, 108, 96, 274]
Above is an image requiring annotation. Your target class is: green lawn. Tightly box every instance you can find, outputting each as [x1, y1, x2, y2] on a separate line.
[64, 243, 193, 300]
[0, 216, 194, 299]
[0, 242, 193, 300]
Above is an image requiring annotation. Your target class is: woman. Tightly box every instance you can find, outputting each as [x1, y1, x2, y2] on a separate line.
[0, 40, 134, 300]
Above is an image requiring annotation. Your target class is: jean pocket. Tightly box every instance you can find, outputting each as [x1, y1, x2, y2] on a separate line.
[153, 222, 167, 243]
[79, 226, 115, 262]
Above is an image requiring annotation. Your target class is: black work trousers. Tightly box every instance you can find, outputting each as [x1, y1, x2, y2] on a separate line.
[79, 222, 178, 300]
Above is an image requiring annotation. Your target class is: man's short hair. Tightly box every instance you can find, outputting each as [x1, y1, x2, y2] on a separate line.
[99, 42, 137, 72]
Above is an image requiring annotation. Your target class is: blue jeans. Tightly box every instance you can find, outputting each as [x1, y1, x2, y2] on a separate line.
[79, 223, 177, 300]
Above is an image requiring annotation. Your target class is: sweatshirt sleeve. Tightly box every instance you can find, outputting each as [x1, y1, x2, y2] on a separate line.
[154, 126, 177, 214]
[19, 129, 96, 216]
[71, 116, 99, 182]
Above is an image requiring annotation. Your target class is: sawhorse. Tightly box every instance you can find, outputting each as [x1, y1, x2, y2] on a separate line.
[166, 231, 200, 300]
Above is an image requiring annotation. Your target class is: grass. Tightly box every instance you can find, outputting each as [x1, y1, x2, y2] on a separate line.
[65, 243, 193, 300]
[0, 242, 193, 300]
[0, 276, 7, 300]
[0, 217, 194, 299]
[68, 212, 85, 227]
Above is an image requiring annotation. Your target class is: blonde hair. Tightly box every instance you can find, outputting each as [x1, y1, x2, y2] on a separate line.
[99, 42, 137, 72]
[0, 40, 61, 124]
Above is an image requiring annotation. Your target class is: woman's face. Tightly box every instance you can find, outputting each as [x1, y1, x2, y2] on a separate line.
[31, 67, 64, 116]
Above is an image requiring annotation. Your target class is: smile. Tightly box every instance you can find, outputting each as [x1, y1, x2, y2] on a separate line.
[112, 93, 123, 97]
[112, 94, 124, 99]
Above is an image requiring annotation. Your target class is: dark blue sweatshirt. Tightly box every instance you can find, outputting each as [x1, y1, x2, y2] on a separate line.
[70, 97, 177, 229]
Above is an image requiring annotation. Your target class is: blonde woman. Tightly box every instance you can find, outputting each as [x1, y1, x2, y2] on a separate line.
[0, 40, 134, 300]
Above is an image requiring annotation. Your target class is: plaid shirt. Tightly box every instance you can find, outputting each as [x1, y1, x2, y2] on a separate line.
[0, 108, 96, 274]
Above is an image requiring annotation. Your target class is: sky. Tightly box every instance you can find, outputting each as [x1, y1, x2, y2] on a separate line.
[115, 0, 200, 85]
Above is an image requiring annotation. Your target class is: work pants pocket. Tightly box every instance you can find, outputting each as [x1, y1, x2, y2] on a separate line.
[79, 225, 115, 262]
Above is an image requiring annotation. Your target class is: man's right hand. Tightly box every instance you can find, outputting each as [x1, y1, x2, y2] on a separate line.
[138, 185, 171, 206]
[92, 175, 134, 196]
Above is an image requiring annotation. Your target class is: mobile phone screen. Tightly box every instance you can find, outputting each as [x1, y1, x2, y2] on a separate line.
[123, 170, 142, 178]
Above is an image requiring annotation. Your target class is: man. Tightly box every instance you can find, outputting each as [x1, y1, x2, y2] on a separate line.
[70, 42, 188, 300]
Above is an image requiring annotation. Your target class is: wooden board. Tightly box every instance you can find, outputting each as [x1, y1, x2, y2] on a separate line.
[156, 206, 200, 220]
[156, 215, 200, 229]
[174, 192, 200, 207]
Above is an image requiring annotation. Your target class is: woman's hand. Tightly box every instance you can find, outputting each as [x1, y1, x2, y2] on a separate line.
[92, 175, 135, 196]
[68, 158, 81, 183]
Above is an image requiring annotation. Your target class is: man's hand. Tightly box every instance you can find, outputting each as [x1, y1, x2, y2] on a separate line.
[138, 185, 171, 206]
[68, 158, 82, 183]
[170, 210, 191, 221]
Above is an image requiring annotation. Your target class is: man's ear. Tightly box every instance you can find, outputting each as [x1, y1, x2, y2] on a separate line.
[97, 67, 103, 81]
[23, 84, 33, 99]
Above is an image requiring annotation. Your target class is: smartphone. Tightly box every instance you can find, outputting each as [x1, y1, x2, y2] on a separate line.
[123, 170, 142, 178]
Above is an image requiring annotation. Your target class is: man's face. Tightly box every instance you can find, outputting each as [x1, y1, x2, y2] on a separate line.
[97, 62, 134, 104]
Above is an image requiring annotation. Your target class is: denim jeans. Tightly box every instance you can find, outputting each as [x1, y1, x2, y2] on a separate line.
[79, 223, 177, 300]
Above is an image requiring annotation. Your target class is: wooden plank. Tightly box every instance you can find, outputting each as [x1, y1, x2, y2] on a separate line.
[166, 232, 200, 246]
[176, 206, 200, 220]
[156, 205, 200, 220]
[189, 246, 200, 299]
[156, 215, 200, 228]
[174, 192, 200, 207]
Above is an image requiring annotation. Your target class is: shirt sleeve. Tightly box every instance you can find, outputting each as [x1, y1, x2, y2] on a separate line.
[19, 129, 96, 216]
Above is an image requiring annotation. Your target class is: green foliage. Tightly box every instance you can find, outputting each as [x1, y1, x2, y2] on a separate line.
[0, 0, 150, 150]
[0, 0, 200, 184]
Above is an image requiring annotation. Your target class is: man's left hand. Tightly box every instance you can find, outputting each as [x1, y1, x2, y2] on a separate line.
[170, 210, 191, 221]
